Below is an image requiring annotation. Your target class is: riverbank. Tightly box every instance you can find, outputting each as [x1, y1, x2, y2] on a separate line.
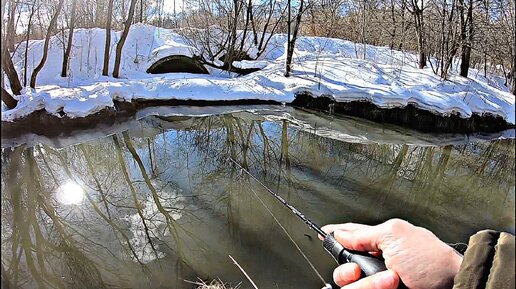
[2, 104, 514, 150]
[1, 99, 514, 142]
[2, 24, 514, 132]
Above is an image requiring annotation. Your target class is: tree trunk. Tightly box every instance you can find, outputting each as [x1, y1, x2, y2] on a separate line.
[410, 0, 426, 69]
[459, 0, 473, 77]
[256, 3, 287, 58]
[140, 0, 143, 23]
[513, 0, 516, 95]
[239, 0, 253, 52]
[285, 0, 292, 76]
[415, 10, 426, 69]
[390, 0, 396, 50]
[258, 0, 276, 52]
[223, 0, 242, 70]
[249, 0, 258, 46]
[24, 5, 35, 86]
[30, 0, 64, 88]
[440, 0, 458, 79]
[438, 1, 446, 76]
[1, 0, 22, 96]
[6, 0, 15, 52]
[1, 86, 17, 109]
[513, 8, 516, 96]
[285, 0, 304, 77]
[1, 0, 5, 23]
[112, 0, 137, 78]
[61, 0, 77, 77]
[399, 0, 406, 50]
[102, 0, 114, 76]
[361, 0, 367, 59]
[2, 54, 22, 95]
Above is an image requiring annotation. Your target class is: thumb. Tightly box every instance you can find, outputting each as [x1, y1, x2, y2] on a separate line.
[342, 270, 399, 289]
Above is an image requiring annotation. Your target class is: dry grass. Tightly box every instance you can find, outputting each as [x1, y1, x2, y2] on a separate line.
[184, 278, 241, 289]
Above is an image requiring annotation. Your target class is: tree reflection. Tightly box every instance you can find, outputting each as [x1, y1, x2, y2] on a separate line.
[1, 113, 514, 288]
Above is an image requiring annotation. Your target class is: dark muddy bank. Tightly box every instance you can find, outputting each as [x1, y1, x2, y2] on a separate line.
[0, 99, 280, 139]
[1, 95, 514, 139]
[292, 94, 514, 133]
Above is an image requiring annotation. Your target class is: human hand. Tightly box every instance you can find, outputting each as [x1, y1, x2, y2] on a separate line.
[321, 219, 463, 289]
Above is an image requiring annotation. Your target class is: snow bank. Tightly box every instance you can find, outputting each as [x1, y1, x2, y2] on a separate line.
[2, 24, 514, 124]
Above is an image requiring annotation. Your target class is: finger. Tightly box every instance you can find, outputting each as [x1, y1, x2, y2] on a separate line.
[318, 223, 372, 240]
[323, 223, 371, 233]
[334, 226, 384, 252]
[342, 270, 399, 289]
[368, 251, 382, 258]
[333, 263, 361, 287]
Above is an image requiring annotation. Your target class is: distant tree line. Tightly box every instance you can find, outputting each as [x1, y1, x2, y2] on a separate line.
[1, 0, 515, 109]
[305, 0, 515, 84]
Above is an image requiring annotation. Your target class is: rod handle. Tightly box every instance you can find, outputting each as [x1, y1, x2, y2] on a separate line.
[323, 233, 408, 288]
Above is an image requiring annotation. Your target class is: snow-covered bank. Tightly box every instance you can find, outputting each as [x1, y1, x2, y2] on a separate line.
[2, 24, 514, 125]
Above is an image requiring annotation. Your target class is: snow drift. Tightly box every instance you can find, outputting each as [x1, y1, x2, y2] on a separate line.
[2, 24, 514, 125]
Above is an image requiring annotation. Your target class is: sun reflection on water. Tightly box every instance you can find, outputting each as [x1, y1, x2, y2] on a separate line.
[55, 181, 85, 205]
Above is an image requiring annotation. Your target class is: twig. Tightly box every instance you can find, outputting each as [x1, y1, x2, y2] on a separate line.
[183, 278, 205, 286]
[228, 255, 258, 289]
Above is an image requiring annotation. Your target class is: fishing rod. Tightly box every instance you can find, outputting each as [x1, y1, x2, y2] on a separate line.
[229, 158, 406, 288]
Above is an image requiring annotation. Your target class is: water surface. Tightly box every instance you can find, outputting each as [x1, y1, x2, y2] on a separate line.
[2, 107, 514, 289]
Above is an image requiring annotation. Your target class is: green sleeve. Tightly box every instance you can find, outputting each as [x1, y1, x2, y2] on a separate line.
[452, 230, 515, 289]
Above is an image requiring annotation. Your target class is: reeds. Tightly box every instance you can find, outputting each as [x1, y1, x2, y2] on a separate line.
[184, 278, 241, 289]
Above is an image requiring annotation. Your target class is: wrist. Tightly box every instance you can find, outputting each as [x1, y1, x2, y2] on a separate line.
[448, 246, 464, 283]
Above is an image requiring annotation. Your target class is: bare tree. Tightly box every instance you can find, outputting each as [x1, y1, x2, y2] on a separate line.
[408, 0, 427, 69]
[1, 0, 22, 108]
[61, 0, 77, 77]
[239, 0, 254, 52]
[285, 0, 305, 77]
[30, 0, 65, 88]
[112, 0, 137, 78]
[438, 0, 460, 79]
[511, 1, 516, 95]
[139, 0, 143, 23]
[102, 0, 114, 76]
[5, 0, 15, 52]
[24, 2, 36, 86]
[459, 0, 473, 77]
[1, 87, 17, 109]
[255, 0, 287, 58]
[223, 0, 244, 70]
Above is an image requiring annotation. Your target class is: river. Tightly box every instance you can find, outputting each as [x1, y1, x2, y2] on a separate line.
[1, 106, 514, 289]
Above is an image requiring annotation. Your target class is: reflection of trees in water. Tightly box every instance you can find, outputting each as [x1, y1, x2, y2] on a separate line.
[1, 136, 197, 287]
[2, 147, 110, 289]
[289, 129, 514, 231]
[2, 114, 514, 288]
[122, 132, 191, 276]
[176, 115, 513, 232]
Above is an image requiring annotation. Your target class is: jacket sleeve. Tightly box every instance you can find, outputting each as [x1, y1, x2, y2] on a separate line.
[452, 230, 515, 289]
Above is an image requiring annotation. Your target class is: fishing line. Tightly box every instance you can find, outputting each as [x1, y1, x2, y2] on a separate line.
[231, 158, 328, 286]
[232, 160, 406, 289]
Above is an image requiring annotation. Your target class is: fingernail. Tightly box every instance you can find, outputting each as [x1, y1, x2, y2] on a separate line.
[374, 271, 396, 288]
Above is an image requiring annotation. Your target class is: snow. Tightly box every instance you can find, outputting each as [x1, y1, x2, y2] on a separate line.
[2, 24, 514, 125]
[232, 60, 269, 69]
